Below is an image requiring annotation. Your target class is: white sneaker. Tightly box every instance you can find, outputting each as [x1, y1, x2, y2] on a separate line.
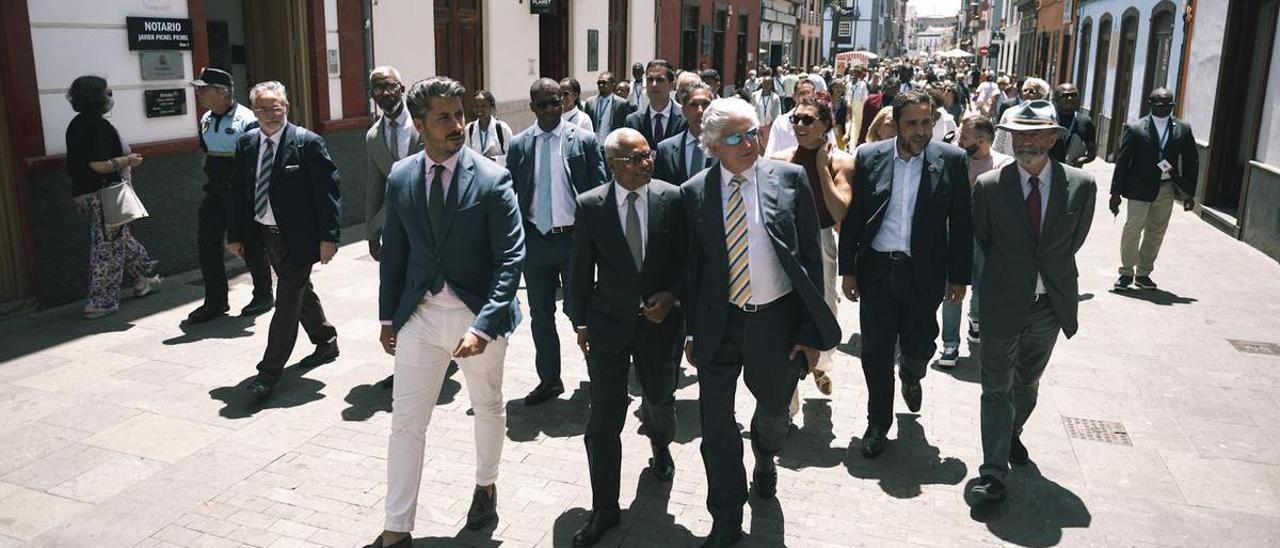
[133, 275, 162, 298]
[938, 346, 959, 368]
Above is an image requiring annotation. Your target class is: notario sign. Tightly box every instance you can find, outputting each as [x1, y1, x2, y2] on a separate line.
[126, 16, 193, 50]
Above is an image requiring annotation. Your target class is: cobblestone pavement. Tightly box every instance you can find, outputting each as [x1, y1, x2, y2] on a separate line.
[2, 161, 1280, 547]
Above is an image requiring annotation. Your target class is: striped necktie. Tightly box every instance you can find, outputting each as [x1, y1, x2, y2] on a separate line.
[255, 138, 274, 221]
[725, 175, 752, 308]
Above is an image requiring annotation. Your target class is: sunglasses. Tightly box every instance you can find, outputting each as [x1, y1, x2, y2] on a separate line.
[790, 114, 819, 127]
[611, 150, 655, 164]
[722, 128, 759, 147]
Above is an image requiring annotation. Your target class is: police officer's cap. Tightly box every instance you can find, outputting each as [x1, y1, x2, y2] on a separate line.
[192, 67, 234, 89]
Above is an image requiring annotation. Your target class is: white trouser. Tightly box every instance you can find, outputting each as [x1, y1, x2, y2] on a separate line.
[384, 300, 507, 532]
[791, 226, 839, 417]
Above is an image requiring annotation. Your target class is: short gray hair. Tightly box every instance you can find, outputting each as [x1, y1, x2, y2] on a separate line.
[1022, 77, 1051, 97]
[678, 81, 714, 105]
[369, 65, 402, 84]
[603, 128, 645, 159]
[700, 98, 759, 156]
[249, 81, 288, 104]
[406, 76, 467, 121]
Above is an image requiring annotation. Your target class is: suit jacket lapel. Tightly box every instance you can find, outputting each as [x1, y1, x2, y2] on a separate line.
[758, 162, 783, 243]
[1039, 162, 1070, 252]
[1146, 116, 1161, 153]
[643, 183, 665, 275]
[439, 150, 473, 241]
[601, 184, 641, 278]
[1002, 163, 1034, 239]
[677, 130, 690, 181]
[272, 124, 294, 180]
[373, 116, 396, 166]
[702, 165, 728, 263]
[407, 155, 434, 248]
[910, 146, 942, 231]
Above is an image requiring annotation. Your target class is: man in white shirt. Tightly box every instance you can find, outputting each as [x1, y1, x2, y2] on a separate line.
[752, 78, 783, 147]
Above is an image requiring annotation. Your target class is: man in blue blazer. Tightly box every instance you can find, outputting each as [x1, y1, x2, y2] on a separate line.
[653, 81, 714, 186]
[227, 81, 340, 401]
[682, 98, 841, 547]
[839, 91, 973, 459]
[367, 77, 525, 548]
[506, 78, 608, 405]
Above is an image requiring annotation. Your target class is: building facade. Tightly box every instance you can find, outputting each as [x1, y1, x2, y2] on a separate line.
[1032, 0, 1074, 84]
[797, 0, 823, 67]
[1178, 0, 1280, 261]
[760, 0, 801, 69]
[654, 0, 758, 90]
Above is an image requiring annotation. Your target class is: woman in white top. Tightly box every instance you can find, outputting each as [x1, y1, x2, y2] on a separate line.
[558, 77, 594, 134]
[463, 90, 514, 166]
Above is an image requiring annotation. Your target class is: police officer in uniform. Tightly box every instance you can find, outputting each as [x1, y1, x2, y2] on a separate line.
[187, 68, 274, 324]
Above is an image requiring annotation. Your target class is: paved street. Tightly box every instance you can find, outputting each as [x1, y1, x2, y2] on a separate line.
[1, 159, 1279, 547]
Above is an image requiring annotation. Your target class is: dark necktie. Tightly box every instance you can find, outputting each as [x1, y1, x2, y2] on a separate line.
[387, 119, 400, 160]
[653, 113, 666, 143]
[254, 139, 274, 221]
[1026, 176, 1042, 241]
[625, 191, 643, 271]
[427, 165, 446, 293]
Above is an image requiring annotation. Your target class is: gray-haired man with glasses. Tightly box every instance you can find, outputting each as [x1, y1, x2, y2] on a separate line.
[680, 98, 840, 547]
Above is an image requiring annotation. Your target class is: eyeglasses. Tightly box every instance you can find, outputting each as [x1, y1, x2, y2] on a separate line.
[722, 128, 759, 147]
[254, 106, 286, 115]
[371, 82, 402, 92]
[610, 150, 655, 164]
[790, 114, 819, 127]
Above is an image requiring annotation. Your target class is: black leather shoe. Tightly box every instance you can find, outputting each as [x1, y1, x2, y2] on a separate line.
[969, 475, 1006, 503]
[246, 379, 273, 401]
[186, 304, 229, 324]
[701, 525, 744, 548]
[240, 295, 274, 316]
[1134, 275, 1159, 290]
[1010, 435, 1029, 466]
[523, 380, 564, 406]
[902, 379, 922, 412]
[465, 485, 497, 530]
[861, 424, 887, 458]
[362, 533, 412, 548]
[299, 342, 339, 368]
[571, 508, 621, 547]
[752, 460, 777, 499]
[1114, 275, 1134, 290]
[649, 443, 675, 481]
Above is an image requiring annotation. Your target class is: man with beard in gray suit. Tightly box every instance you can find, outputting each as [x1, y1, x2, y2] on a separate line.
[967, 100, 1097, 503]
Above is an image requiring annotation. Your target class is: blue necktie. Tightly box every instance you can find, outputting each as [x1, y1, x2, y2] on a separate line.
[254, 139, 274, 221]
[535, 132, 554, 234]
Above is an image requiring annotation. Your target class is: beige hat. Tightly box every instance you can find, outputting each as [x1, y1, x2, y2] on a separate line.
[997, 100, 1064, 132]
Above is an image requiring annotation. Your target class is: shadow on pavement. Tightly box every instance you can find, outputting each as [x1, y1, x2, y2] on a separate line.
[632, 398, 702, 444]
[844, 413, 968, 498]
[408, 520, 501, 547]
[747, 494, 786, 546]
[505, 380, 590, 441]
[966, 462, 1092, 547]
[1110, 288, 1197, 306]
[340, 362, 462, 422]
[163, 314, 258, 345]
[208, 363, 326, 419]
[933, 350, 981, 384]
[552, 473, 696, 547]
[777, 399, 845, 470]
[836, 332, 863, 358]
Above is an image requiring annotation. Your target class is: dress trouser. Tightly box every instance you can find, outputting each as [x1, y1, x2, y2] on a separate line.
[198, 186, 272, 307]
[699, 293, 804, 528]
[256, 226, 338, 386]
[790, 227, 838, 417]
[941, 242, 984, 348]
[1119, 180, 1176, 277]
[858, 251, 939, 430]
[522, 226, 575, 385]
[583, 310, 682, 511]
[384, 300, 508, 532]
[979, 297, 1061, 481]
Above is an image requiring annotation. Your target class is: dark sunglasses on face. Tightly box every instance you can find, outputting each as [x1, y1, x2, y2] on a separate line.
[722, 128, 759, 147]
[790, 114, 818, 127]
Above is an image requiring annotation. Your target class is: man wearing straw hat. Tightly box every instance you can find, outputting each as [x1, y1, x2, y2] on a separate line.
[967, 100, 1097, 503]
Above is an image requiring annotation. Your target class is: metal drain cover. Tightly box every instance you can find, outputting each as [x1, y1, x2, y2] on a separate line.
[1228, 339, 1280, 357]
[1063, 417, 1132, 446]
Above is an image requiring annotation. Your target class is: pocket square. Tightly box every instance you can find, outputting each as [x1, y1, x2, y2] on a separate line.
[283, 165, 301, 172]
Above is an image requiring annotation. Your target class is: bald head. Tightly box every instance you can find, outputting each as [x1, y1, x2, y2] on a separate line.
[1149, 88, 1175, 117]
[1053, 83, 1080, 114]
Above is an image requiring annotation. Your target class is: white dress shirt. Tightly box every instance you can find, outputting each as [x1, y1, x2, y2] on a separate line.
[254, 129, 283, 226]
[614, 182, 649, 262]
[753, 90, 782, 127]
[647, 101, 674, 139]
[563, 106, 594, 134]
[383, 106, 413, 160]
[932, 107, 957, 142]
[871, 138, 925, 255]
[531, 120, 578, 228]
[1018, 161, 1052, 296]
[720, 161, 793, 305]
[1152, 115, 1173, 180]
[631, 81, 649, 111]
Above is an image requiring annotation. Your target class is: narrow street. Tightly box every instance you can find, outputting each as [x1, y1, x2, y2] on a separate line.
[1, 159, 1278, 547]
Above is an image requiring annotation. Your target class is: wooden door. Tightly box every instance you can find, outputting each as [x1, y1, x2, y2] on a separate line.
[243, 0, 314, 128]
[539, 0, 569, 80]
[608, 0, 629, 77]
[0, 65, 32, 308]
[1108, 15, 1138, 160]
[436, 0, 485, 107]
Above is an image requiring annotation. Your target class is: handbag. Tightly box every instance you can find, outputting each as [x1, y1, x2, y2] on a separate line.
[98, 180, 149, 228]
